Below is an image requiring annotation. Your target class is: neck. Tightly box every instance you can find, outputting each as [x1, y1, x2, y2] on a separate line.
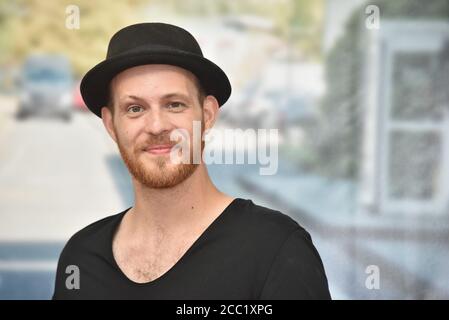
[126, 164, 233, 237]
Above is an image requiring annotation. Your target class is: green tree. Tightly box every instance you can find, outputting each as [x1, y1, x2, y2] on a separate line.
[2, 0, 147, 76]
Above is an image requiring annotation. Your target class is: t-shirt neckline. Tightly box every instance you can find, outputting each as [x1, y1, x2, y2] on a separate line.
[108, 197, 244, 286]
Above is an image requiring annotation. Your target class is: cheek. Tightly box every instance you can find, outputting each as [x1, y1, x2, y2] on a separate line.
[115, 124, 138, 148]
[176, 111, 202, 131]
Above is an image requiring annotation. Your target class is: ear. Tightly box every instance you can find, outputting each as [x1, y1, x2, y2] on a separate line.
[202, 95, 219, 131]
[101, 106, 117, 143]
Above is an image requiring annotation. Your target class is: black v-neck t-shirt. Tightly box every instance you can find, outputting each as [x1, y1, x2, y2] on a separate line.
[52, 198, 331, 300]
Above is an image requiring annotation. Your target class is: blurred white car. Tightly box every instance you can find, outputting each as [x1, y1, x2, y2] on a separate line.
[16, 54, 73, 121]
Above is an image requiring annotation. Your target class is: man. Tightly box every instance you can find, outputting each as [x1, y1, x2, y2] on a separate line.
[53, 23, 331, 300]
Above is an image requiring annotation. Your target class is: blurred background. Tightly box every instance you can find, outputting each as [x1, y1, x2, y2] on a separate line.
[1, 0, 449, 299]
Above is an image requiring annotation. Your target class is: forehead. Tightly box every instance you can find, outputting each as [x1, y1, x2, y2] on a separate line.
[110, 64, 198, 97]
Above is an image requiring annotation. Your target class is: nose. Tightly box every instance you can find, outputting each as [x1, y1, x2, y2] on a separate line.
[143, 107, 172, 136]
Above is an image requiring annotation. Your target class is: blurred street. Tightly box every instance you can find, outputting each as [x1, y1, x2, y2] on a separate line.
[0, 95, 125, 298]
[0, 96, 127, 241]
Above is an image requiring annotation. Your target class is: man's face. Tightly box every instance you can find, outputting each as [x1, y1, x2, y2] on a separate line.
[101, 64, 217, 189]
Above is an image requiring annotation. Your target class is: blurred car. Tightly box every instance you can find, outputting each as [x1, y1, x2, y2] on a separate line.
[73, 80, 89, 112]
[16, 54, 73, 121]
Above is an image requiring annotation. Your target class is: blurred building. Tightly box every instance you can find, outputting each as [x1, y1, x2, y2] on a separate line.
[359, 20, 449, 216]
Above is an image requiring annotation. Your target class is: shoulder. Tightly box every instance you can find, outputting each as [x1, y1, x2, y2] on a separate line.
[53, 210, 126, 300]
[234, 199, 330, 299]
[234, 198, 310, 244]
[230, 198, 317, 264]
[58, 209, 127, 259]
[230, 199, 330, 298]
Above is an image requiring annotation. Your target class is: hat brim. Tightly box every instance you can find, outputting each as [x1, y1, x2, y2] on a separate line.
[80, 48, 232, 118]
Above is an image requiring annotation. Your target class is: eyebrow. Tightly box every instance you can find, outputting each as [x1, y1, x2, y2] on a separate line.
[161, 92, 192, 102]
[118, 92, 192, 103]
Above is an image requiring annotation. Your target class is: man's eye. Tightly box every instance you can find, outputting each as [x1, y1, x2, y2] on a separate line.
[167, 102, 186, 110]
[127, 105, 143, 113]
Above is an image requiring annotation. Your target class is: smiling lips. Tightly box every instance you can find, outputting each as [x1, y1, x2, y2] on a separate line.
[145, 144, 173, 155]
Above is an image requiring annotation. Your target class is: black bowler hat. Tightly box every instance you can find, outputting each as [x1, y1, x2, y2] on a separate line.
[80, 22, 232, 118]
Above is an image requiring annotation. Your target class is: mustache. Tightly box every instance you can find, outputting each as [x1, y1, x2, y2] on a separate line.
[138, 133, 182, 150]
